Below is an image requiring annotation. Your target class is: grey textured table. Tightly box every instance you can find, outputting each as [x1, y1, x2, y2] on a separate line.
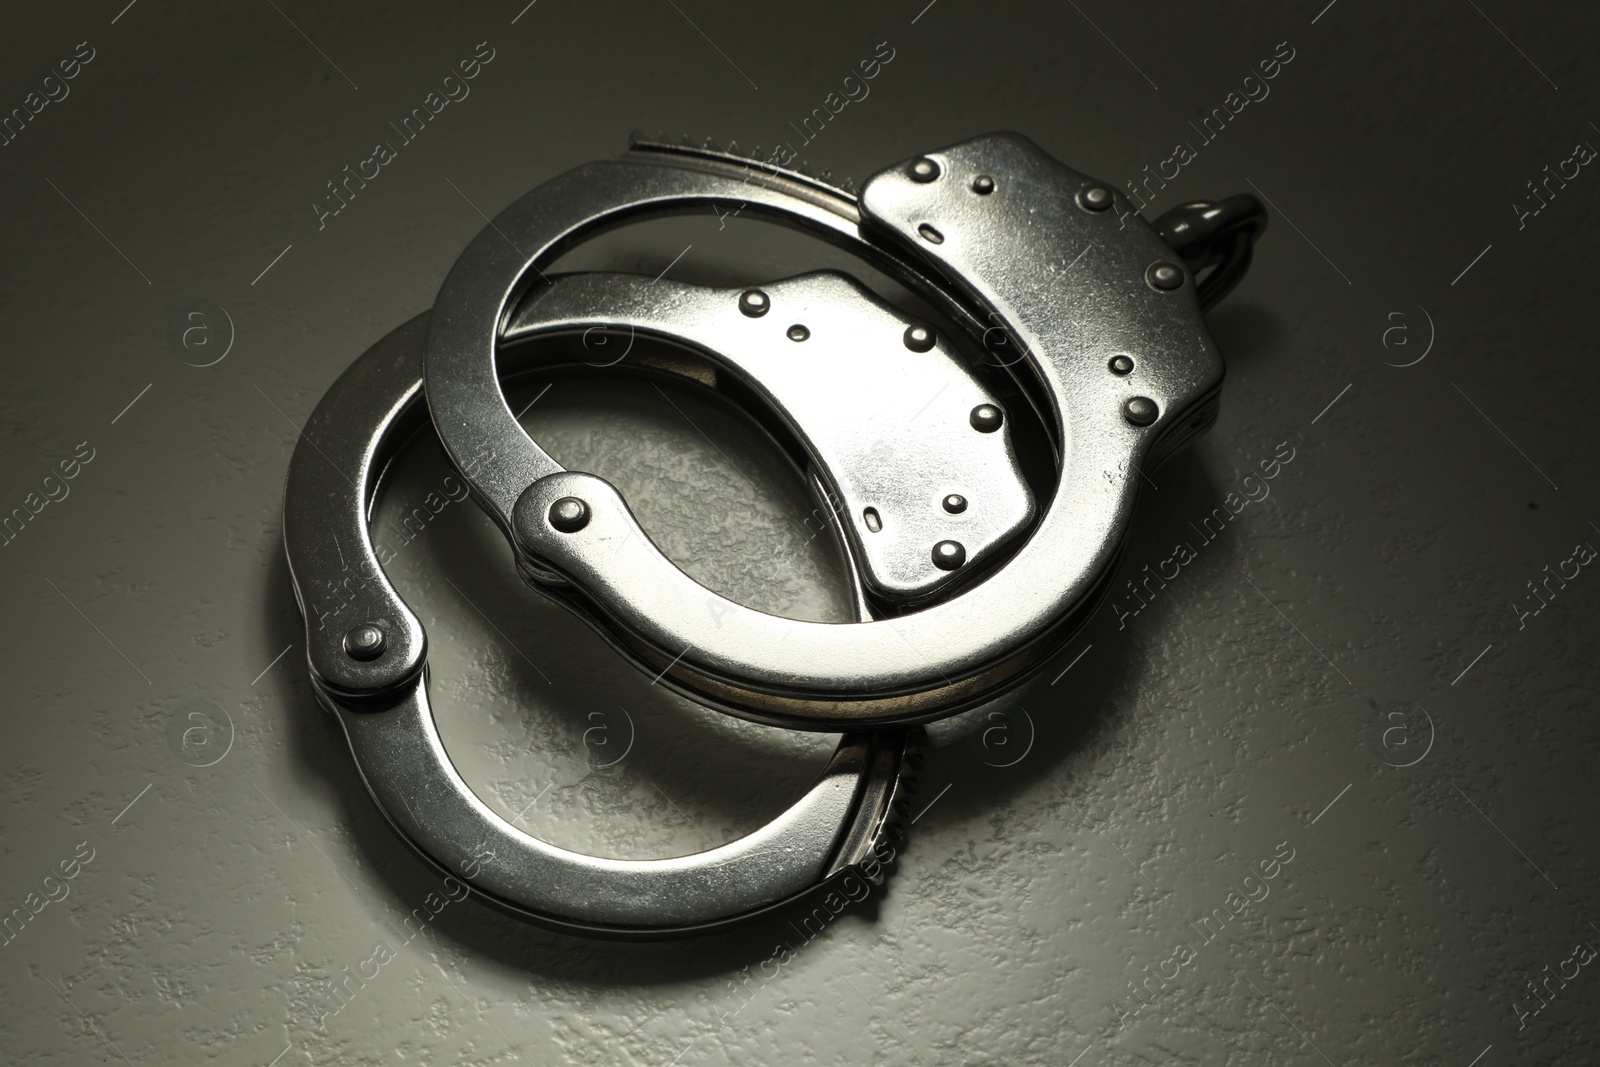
[2, 2, 1597, 1064]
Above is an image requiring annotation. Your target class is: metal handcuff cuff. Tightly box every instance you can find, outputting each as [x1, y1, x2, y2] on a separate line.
[283, 132, 1266, 936]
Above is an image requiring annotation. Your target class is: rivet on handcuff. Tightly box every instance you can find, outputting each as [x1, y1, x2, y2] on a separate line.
[282, 132, 1266, 936]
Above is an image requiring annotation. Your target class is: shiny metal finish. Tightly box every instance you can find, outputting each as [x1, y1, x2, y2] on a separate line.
[737, 288, 770, 317]
[283, 315, 915, 936]
[502, 270, 1035, 601]
[284, 316, 429, 701]
[344, 683, 910, 936]
[1077, 185, 1114, 212]
[547, 495, 590, 533]
[424, 148, 876, 521]
[424, 132, 1237, 728]
[1153, 195, 1269, 310]
[343, 624, 386, 661]
[1146, 262, 1185, 290]
[903, 325, 936, 352]
[1124, 396, 1159, 426]
[968, 403, 1003, 433]
[931, 540, 966, 570]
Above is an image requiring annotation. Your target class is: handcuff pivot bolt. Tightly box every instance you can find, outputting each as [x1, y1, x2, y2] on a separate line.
[549, 496, 591, 533]
[909, 157, 941, 182]
[343, 624, 387, 661]
[942, 494, 967, 514]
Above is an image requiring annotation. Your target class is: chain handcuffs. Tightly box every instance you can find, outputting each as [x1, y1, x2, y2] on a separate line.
[283, 132, 1266, 935]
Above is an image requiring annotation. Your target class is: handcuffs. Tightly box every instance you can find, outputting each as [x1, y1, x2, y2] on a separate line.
[283, 132, 1266, 936]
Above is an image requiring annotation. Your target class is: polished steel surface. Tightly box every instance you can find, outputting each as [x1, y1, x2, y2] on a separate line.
[504, 270, 1035, 603]
[427, 133, 1224, 726]
[283, 316, 430, 701]
[283, 313, 913, 935]
[8, 5, 1598, 1063]
[336, 683, 901, 935]
[424, 150, 874, 526]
